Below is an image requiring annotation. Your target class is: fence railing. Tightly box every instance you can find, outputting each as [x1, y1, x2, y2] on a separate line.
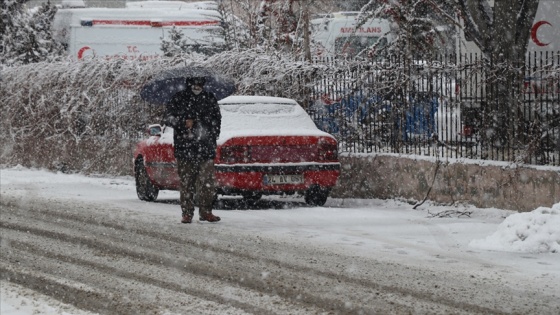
[307, 53, 560, 166]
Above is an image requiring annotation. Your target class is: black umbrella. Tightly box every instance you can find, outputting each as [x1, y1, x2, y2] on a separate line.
[140, 66, 236, 105]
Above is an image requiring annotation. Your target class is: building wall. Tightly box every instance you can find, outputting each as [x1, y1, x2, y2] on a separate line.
[332, 155, 560, 212]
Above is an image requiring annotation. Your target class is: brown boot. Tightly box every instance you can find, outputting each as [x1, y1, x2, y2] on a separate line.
[199, 213, 221, 222]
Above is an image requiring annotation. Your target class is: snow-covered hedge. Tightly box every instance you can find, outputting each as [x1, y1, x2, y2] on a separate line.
[205, 49, 329, 103]
[0, 51, 328, 174]
[1, 59, 149, 173]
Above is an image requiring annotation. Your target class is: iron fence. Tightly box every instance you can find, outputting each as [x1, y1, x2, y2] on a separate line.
[308, 53, 560, 166]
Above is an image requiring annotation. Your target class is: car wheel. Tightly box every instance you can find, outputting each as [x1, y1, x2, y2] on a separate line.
[135, 158, 159, 201]
[242, 192, 262, 201]
[304, 185, 330, 206]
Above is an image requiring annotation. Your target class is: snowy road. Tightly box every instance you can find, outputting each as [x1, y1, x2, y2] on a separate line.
[1, 168, 559, 314]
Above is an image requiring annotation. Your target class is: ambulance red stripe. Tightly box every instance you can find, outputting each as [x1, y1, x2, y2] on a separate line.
[91, 20, 219, 26]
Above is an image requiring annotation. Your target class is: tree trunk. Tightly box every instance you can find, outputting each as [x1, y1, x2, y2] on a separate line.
[474, 0, 539, 151]
[302, 2, 311, 62]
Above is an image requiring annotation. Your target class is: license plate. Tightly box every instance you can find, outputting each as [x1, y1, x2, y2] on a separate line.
[264, 174, 304, 185]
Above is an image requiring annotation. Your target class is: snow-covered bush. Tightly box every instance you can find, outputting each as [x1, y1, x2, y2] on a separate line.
[205, 48, 328, 104]
[0, 58, 159, 173]
[0, 51, 329, 175]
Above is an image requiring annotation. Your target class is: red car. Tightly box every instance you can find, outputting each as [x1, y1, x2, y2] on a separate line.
[133, 95, 340, 206]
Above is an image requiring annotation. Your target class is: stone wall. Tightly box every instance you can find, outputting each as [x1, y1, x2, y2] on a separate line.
[331, 154, 560, 212]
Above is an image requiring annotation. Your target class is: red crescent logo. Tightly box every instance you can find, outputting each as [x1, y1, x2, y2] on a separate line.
[77, 46, 93, 59]
[531, 21, 552, 47]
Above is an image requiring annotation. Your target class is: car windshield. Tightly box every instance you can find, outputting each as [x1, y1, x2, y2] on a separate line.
[219, 102, 319, 132]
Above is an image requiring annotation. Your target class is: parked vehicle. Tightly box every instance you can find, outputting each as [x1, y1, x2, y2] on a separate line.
[455, 0, 560, 56]
[311, 12, 393, 59]
[310, 64, 474, 147]
[312, 91, 440, 145]
[52, 1, 225, 60]
[133, 96, 341, 206]
[454, 0, 560, 103]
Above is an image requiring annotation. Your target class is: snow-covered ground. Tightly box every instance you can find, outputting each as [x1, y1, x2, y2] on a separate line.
[1, 165, 559, 314]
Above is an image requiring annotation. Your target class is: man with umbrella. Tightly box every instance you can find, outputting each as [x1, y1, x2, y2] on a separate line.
[164, 77, 222, 223]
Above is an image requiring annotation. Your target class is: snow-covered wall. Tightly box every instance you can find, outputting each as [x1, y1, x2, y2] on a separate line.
[333, 155, 560, 212]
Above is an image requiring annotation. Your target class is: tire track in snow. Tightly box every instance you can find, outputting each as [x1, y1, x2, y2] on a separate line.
[1, 195, 551, 315]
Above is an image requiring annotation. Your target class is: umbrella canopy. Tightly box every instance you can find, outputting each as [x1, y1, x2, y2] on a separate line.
[140, 66, 236, 105]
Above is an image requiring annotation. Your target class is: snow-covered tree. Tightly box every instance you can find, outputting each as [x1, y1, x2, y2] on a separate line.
[354, 0, 541, 150]
[160, 3, 244, 57]
[30, 2, 65, 60]
[230, 0, 302, 54]
[215, 0, 251, 50]
[455, 0, 538, 62]
[1, 0, 65, 66]
[339, 0, 372, 11]
[358, 0, 450, 59]
[160, 27, 190, 57]
[1, 0, 28, 61]
[452, 0, 539, 149]
[255, 1, 273, 47]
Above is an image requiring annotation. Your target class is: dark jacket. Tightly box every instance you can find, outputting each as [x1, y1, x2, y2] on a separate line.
[164, 88, 221, 161]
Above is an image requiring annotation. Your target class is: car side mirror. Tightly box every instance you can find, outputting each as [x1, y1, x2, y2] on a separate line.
[147, 124, 162, 136]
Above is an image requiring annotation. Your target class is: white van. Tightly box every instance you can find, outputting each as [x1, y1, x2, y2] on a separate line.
[52, 1, 225, 60]
[311, 12, 392, 59]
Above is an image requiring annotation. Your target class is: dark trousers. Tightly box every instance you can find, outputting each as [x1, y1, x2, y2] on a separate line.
[177, 159, 216, 216]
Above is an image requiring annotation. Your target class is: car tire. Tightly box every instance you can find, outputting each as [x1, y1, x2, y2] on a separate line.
[304, 185, 329, 206]
[135, 158, 159, 202]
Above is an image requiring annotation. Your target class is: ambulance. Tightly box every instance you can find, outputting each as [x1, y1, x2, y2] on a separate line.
[310, 12, 393, 59]
[456, 0, 560, 56]
[454, 0, 560, 103]
[452, 0, 560, 144]
[52, 1, 225, 60]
